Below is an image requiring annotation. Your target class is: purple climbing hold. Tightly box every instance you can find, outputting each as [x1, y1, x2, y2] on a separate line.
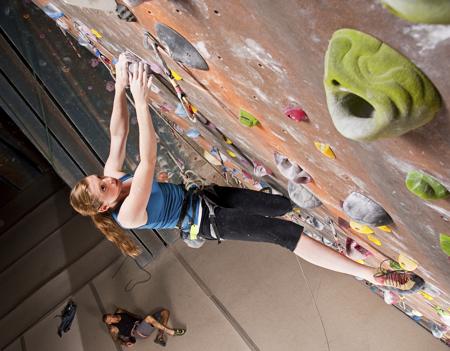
[284, 106, 308, 122]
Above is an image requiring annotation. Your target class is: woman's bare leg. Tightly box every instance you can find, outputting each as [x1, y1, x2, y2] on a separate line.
[293, 234, 379, 284]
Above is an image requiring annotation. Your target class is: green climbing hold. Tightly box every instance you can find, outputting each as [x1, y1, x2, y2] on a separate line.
[239, 109, 260, 127]
[405, 171, 449, 200]
[324, 29, 441, 141]
[440, 233, 450, 257]
[381, 0, 450, 24]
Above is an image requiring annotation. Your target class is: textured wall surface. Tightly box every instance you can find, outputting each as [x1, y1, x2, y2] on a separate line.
[31, 0, 450, 342]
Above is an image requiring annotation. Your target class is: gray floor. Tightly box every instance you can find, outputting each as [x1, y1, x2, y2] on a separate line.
[10, 238, 447, 351]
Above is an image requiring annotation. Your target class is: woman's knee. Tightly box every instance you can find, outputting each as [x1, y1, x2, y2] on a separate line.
[160, 309, 170, 320]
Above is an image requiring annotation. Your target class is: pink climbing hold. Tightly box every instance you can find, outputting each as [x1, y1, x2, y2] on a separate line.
[284, 106, 308, 122]
[345, 238, 372, 261]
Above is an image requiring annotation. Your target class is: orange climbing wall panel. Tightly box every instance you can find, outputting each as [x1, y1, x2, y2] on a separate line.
[34, 0, 450, 339]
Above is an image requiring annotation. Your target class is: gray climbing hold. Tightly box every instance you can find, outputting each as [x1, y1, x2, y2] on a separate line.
[288, 181, 322, 209]
[156, 23, 209, 70]
[342, 192, 393, 226]
[305, 215, 325, 230]
[274, 152, 311, 184]
[116, 4, 136, 22]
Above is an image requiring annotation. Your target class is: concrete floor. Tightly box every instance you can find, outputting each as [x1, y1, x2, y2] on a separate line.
[9, 237, 447, 351]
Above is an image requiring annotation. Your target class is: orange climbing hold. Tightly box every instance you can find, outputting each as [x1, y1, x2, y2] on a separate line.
[314, 142, 336, 159]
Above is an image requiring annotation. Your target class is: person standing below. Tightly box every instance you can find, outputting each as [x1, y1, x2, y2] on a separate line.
[103, 307, 186, 347]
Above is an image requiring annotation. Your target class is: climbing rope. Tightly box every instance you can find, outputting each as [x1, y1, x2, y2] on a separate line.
[111, 256, 153, 292]
[295, 256, 331, 351]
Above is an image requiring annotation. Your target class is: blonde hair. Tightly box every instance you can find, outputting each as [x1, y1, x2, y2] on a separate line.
[69, 177, 140, 257]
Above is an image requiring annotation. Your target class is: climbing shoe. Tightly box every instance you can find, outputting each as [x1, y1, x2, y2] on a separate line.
[154, 333, 166, 347]
[173, 328, 186, 336]
[374, 268, 424, 295]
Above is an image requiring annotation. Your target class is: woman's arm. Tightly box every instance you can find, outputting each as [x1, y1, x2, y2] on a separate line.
[104, 53, 130, 179]
[118, 62, 157, 227]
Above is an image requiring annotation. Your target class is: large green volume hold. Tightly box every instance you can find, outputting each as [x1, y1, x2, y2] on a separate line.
[324, 29, 441, 141]
[405, 171, 449, 200]
[381, 0, 450, 24]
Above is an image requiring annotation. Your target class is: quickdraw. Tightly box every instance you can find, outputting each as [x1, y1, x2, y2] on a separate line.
[143, 31, 197, 122]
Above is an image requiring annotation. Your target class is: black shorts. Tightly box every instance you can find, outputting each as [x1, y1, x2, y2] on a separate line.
[199, 185, 303, 251]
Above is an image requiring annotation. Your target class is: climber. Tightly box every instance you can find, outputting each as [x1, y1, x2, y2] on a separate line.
[69, 53, 425, 295]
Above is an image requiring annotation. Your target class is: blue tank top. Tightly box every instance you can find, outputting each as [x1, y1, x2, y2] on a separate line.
[112, 174, 200, 231]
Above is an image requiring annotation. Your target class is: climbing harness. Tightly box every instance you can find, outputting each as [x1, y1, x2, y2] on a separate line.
[164, 147, 223, 245]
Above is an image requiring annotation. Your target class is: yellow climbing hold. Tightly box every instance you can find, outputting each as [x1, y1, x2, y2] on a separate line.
[227, 150, 237, 158]
[356, 259, 365, 265]
[350, 221, 374, 234]
[91, 29, 102, 38]
[224, 137, 233, 145]
[292, 207, 302, 214]
[170, 69, 183, 81]
[190, 104, 198, 113]
[367, 234, 382, 246]
[378, 225, 392, 233]
[314, 142, 336, 159]
[398, 253, 418, 271]
[420, 291, 434, 301]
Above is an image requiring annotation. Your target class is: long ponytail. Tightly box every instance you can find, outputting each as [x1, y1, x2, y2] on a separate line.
[69, 178, 140, 257]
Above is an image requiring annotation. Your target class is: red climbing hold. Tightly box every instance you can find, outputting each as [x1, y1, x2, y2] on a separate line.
[284, 107, 308, 122]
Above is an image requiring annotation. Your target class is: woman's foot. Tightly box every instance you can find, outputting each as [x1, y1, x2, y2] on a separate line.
[374, 268, 425, 295]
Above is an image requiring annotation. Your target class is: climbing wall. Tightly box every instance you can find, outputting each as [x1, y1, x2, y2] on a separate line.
[31, 0, 450, 343]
